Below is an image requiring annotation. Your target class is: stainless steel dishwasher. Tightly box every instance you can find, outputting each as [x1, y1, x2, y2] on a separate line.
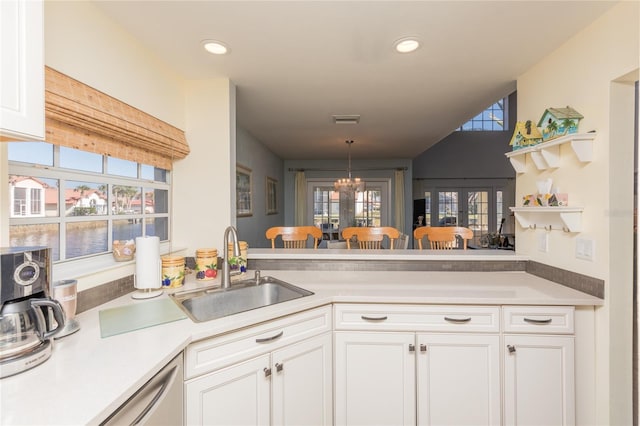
[101, 353, 183, 425]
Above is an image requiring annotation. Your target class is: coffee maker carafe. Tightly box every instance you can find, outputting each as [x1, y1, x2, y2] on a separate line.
[0, 247, 65, 379]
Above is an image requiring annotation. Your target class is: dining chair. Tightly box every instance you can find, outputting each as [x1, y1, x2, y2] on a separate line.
[341, 227, 400, 250]
[413, 226, 473, 250]
[265, 226, 323, 249]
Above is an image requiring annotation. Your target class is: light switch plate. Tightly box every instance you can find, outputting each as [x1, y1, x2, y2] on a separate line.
[576, 237, 595, 261]
[537, 232, 548, 253]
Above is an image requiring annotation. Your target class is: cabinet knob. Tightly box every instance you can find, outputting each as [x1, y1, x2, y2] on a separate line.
[420, 344, 427, 353]
[409, 344, 415, 352]
[507, 345, 516, 354]
[264, 367, 272, 377]
[275, 363, 283, 373]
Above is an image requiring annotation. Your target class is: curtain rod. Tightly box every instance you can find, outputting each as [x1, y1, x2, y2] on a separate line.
[288, 167, 408, 172]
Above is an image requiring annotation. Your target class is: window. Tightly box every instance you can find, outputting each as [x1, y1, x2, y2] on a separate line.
[458, 98, 508, 131]
[8, 142, 170, 262]
[308, 179, 390, 239]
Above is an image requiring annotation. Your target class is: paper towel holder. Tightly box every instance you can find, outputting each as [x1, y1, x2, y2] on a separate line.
[132, 236, 164, 300]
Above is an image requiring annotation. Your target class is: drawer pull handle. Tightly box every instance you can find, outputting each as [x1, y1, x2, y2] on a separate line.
[256, 331, 284, 343]
[523, 317, 553, 324]
[361, 315, 388, 321]
[444, 316, 472, 323]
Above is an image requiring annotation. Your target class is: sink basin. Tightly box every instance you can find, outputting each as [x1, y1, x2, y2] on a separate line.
[169, 275, 313, 323]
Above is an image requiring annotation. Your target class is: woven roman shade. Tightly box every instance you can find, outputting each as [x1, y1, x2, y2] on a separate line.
[44, 66, 189, 170]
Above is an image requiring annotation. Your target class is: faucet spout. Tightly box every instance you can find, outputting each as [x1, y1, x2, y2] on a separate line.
[221, 226, 241, 289]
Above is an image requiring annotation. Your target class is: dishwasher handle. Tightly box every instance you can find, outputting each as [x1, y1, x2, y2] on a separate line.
[100, 354, 183, 426]
[132, 363, 180, 425]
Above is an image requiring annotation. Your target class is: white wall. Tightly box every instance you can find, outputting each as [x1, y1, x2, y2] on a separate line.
[516, 3, 639, 424]
[172, 79, 236, 255]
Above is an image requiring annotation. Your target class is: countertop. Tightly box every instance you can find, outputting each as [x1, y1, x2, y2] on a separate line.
[0, 270, 603, 425]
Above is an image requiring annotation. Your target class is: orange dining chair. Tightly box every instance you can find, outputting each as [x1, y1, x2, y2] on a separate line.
[265, 226, 323, 249]
[341, 226, 400, 250]
[413, 226, 473, 250]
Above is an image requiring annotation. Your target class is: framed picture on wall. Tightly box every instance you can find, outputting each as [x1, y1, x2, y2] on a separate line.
[236, 165, 252, 217]
[266, 177, 278, 215]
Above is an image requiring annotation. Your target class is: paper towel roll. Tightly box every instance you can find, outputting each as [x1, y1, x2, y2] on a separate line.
[135, 236, 161, 289]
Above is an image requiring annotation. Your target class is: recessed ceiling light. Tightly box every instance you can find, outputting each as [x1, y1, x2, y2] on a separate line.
[202, 40, 229, 55]
[394, 37, 420, 53]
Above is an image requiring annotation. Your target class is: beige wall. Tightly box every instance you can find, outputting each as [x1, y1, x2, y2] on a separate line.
[44, 1, 185, 129]
[516, 2, 639, 424]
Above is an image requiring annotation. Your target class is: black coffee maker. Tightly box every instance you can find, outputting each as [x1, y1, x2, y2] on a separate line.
[0, 247, 65, 378]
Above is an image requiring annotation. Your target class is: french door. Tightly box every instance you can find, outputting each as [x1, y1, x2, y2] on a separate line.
[428, 187, 504, 247]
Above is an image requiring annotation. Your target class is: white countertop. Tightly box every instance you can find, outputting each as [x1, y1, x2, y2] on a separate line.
[0, 270, 602, 425]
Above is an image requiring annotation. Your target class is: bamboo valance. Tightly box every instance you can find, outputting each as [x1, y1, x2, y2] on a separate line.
[44, 66, 189, 170]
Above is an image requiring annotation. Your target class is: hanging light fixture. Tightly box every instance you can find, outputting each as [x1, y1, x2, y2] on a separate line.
[334, 140, 365, 193]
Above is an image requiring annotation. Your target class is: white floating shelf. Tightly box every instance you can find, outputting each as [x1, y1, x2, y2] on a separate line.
[505, 132, 596, 174]
[509, 206, 584, 233]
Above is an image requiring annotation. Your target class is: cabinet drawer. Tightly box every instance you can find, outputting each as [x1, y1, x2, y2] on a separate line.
[185, 305, 332, 379]
[334, 304, 500, 333]
[502, 306, 574, 334]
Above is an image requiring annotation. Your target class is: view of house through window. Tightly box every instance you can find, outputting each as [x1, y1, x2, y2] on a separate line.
[457, 97, 508, 131]
[8, 142, 170, 262]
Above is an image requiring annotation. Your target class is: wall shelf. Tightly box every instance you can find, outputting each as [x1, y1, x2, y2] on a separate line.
[505, 132, 596, 174]
[509, 207, 584, 233]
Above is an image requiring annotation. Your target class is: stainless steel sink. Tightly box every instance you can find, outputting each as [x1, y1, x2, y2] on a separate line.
[169, 275, 313, 323]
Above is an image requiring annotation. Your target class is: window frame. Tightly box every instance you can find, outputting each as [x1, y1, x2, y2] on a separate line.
[457, 97, 509, 132]
[8, 143, 172, 280]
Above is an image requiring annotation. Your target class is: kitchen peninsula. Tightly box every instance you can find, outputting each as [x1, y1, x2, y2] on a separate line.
[1, 263, 602, 425]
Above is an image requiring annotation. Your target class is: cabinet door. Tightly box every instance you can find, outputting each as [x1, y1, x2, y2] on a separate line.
[416, 333, 501, 426]
[0, 0, 44, 140]
[503, 335, 575, 426]
[334, 331, 416, 426]
[271, 332, 332, 425]
[185, 354, 270, 426]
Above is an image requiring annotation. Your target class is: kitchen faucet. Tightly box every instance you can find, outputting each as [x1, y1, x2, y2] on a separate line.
[221, 226, 241, 289]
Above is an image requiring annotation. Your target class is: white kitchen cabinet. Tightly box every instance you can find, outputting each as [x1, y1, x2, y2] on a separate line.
[334, 331, 416, 426]
[503, 306, 575, 426]
[1, 0, 45, 140]
[334, 304, 501, 426]
[416, 333, 501, 426]
[184, 306, 332, 425]
[185, 354, 271, 425]
[272, 332, 333, 425]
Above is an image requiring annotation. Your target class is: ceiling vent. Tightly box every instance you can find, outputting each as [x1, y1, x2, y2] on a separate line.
[332, 115, 360, 125]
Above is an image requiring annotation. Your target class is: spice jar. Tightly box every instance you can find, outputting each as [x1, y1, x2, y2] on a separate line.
[161, 256, 185, 288]
[227, 241, 248, 273]
[195, 248, 218, 281]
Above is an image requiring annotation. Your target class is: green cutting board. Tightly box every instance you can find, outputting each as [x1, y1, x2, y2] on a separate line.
[99, 298, 187, 338]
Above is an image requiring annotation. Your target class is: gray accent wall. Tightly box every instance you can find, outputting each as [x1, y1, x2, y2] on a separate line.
[236, 126, 285, 248]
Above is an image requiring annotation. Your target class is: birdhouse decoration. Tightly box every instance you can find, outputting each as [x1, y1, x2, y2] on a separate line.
[537, 106, 583, 141]
[509, 120, 543, 150]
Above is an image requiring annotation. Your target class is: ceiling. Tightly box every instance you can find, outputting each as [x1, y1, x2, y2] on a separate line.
[93, 1, 616, 160]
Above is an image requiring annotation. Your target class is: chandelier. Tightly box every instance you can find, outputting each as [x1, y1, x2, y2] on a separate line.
[334, 140, 365, 193]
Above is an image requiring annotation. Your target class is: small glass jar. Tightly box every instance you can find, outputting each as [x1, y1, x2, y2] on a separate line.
[195, 248, 218, 281]
[161, 256, 185, 288]
[227, 241, 248, 273]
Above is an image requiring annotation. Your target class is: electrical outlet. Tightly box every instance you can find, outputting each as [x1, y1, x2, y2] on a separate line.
[576, 238, 595, 261]
[537, 232, 548, 253]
